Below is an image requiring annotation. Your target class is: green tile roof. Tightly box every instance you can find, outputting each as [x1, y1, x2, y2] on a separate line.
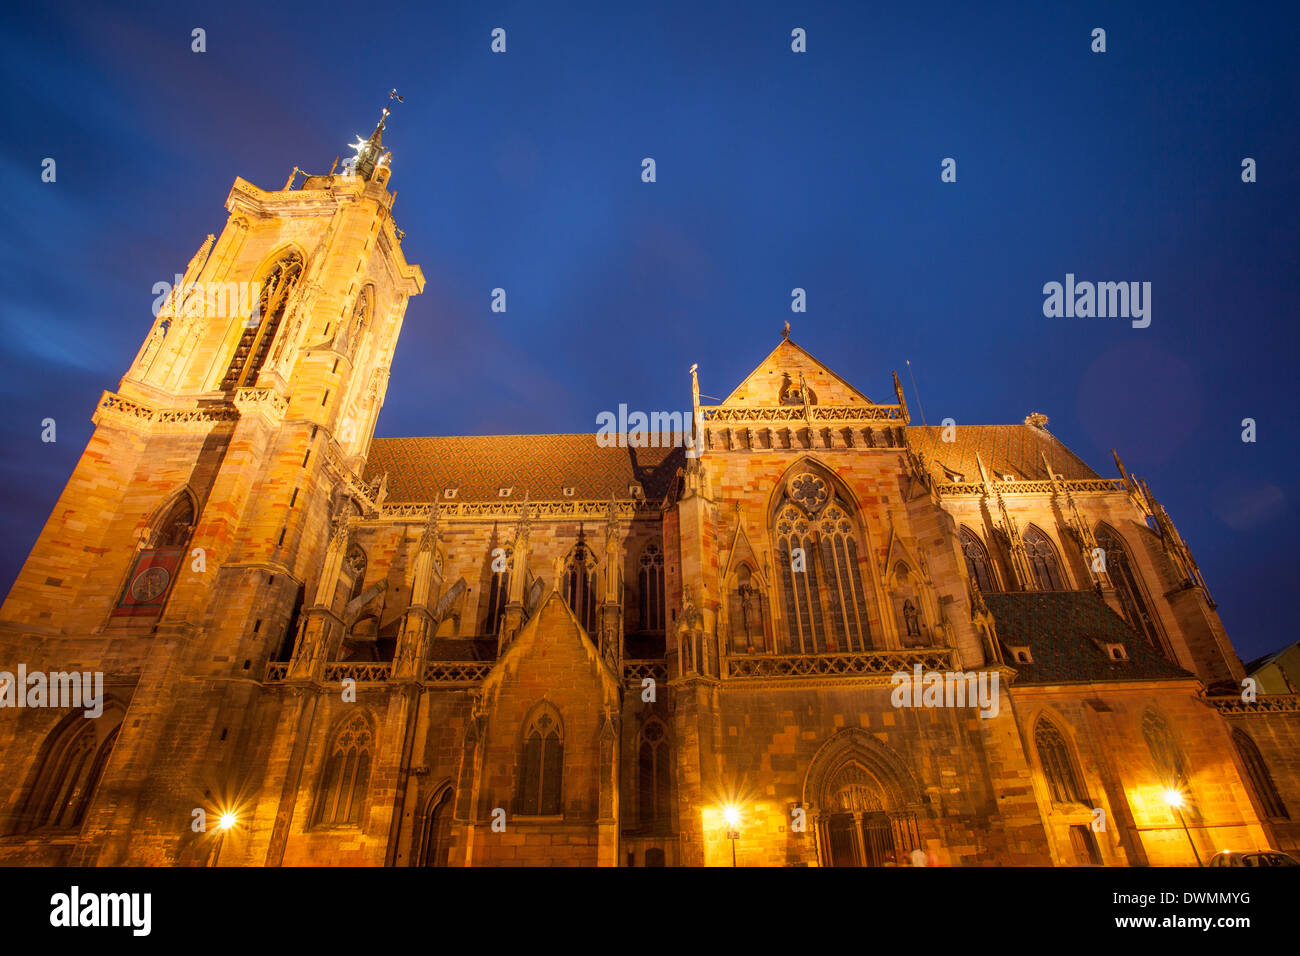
[983, 590, 1192, 684]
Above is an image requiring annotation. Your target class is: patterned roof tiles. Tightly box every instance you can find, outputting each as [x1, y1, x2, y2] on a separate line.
[365, 434, 685, 503]
[906, 424, 1100, 484]
[983, 591, 1191, 684]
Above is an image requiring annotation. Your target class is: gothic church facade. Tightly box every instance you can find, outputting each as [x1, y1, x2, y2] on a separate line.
[1, 128, 1297, 866]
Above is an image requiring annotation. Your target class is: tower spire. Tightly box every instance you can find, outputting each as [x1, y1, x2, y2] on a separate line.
[346, 89, 403, 180]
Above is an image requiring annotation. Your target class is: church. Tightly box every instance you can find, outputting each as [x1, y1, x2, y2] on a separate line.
[0, 114, 1296, 867]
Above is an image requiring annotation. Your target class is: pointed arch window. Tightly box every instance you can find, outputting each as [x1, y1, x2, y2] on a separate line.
[419, 786, 454, 867]
[11, 709, 122, 834]
[336, 286, 372, 357]
[638, 543, 665, 632]
[1233, 730, 1288, 819]
[961, 527, 996, 593]
[637, 718, 671, 831]
[1024, 525, 1066, 591]
[774, 470, 871, 654]
[563, 539, 598, 634]
[312, 713, 373, 827]
[1097, 525, 1161, 648]
[517, 708, 563, 816]
[114, 493, 196, 617]
[484, 546, 512, 637]
[221, 249, 304, 390]
[155, 494, 196, 548]
[1035, 717, 1088, 804]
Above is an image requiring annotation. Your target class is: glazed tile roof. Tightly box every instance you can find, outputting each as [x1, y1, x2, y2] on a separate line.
[983, 591, 1192, 684]
[906, 424, 1099, 483]
[365, 434, 685, 503]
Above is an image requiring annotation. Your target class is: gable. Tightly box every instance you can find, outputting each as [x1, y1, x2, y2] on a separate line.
[719, 337, 875, 407]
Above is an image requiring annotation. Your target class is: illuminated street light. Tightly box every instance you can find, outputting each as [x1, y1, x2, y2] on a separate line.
[1163, 789, 1202, 867]
[723, 804, 741, 867]
[210, 809, 239, 867]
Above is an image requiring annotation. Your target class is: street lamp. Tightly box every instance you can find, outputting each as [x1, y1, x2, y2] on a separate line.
[210, 810, 238, 867]
[1163, 789, 1202, 867]
[723, 805, 741, 867]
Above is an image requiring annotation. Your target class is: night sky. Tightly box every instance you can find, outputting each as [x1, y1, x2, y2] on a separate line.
[1, 1, 1295, 663]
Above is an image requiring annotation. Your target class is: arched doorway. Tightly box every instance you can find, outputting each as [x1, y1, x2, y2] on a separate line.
[418, 787, 453, 867]
[804, 729, 926, 867]
[823, 764, 898, 867]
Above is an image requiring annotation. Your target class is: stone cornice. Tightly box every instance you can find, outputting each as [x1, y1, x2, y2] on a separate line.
[375, 499, 661, 524]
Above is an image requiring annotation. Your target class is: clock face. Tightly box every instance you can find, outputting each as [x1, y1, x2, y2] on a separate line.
[130, 566, 171, 602]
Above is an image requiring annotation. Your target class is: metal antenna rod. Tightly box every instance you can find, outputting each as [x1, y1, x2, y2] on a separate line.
[906, 359, 928, 426]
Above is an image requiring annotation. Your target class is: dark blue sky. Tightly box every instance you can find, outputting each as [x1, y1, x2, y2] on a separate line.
[1, 1, 1295, 662]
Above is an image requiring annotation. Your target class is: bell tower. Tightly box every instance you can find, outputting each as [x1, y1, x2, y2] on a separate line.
[2, 100, 423, 670]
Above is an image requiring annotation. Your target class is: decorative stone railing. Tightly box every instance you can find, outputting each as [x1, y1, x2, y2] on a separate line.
[323, 662, 392, 683]
[725, 648, 954, 681]
[1206, 694, 1300, 716]
[265, 661, 290, 682]
[95, 390, 241, 429]
[233, 386, 289, 422]
[699, 403, 907, 424]
[423, 661, 494, 684]
[624, 659, 668, 685]
[264, 660, 491, 685]
[935, 477, 1128, 497]
[261, 661, 392, 683]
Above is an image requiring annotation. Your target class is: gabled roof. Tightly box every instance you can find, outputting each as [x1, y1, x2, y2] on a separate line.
[1244, 640, 1300, 673]
[983, 591, 1191, 684]
[365, 434, 684, 504]
[718, 337, 876, 406]
[907, 424, 1099, 483]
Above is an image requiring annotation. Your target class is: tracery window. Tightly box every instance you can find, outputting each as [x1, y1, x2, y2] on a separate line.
[1233, 730, 1288, 819]
[1034, 717, 1088, 804]
[221, 249, 304, 389]
[312, 713, 373, 827]
[1096, 525, 1161, 649]
[517, 708, 563, 816]
[563, 540, 598, 634]
[1024, 525, 1066, 591]
[774, 470, 871, 654]
[638, 543, 665, 632]
[637, 718, 670, 830]
[11, 710, 122, 834]
[961, 527, 996, 593]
